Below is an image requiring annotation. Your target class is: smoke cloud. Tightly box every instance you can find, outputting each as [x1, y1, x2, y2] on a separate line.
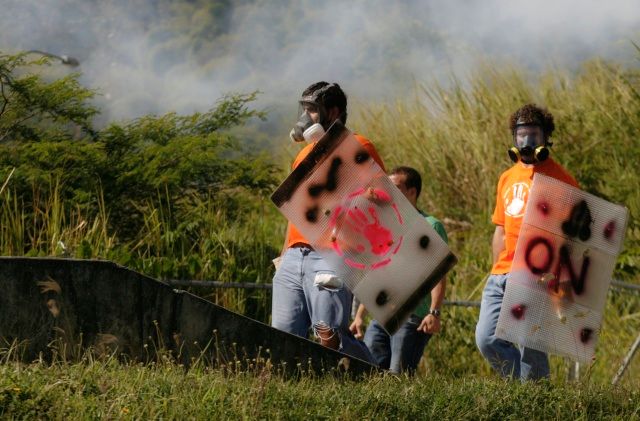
[1, 0, 639, 126]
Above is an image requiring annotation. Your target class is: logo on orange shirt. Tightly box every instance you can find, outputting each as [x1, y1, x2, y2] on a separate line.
[503, 182, 530, 218]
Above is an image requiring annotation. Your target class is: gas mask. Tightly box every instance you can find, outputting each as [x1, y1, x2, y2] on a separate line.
[508, 124, 549, 163]
[289, 103, 326, 143]
[289, 83, 341, 143]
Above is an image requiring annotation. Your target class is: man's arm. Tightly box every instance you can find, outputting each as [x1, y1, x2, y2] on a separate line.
[492, 225, 505, 265]
[417, 276, 445, 334]
[349, 303, 368, 339]
[416, 218, 449, 334]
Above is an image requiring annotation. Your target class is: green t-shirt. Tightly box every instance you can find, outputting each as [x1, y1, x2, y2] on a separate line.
[413, 210, 448, 318]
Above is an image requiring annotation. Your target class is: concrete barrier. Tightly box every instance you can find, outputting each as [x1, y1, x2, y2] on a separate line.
[0, 257, 376, 377]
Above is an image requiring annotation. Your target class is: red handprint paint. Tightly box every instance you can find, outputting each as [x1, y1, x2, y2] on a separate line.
[371, 258, 392, 269]
[329, 186, 404, 270]
[344, 258, 366, 269]
[392, 236, 403, 255]
[392, 203, 403, 224]
[346, 207, 393, 256]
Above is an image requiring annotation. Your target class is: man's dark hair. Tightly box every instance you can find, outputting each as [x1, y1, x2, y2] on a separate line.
[509, 103, 555, 142]
[391, 166, 422, 198]
[301, 81, 348, 124]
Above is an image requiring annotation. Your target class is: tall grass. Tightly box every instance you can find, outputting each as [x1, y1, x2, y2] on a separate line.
[353, 59, 640, 384]
[361, 60, 639, 225]
[358, 60, 640, 284]
[0, 175, 280, 320]
[0, 176, 114, 258]
[128, 189, 280, 319]
[1, 59, 639, 385]
[1, 350, 639, 419]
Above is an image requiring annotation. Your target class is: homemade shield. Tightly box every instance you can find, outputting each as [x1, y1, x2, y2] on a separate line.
[271, 122, 457, 334]
[495, 173, 628, 362]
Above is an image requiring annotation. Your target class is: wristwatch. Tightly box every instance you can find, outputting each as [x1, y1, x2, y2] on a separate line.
[428, 309, 441, 318]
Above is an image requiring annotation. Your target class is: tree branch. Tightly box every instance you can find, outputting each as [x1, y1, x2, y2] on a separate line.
[0, 111, 38, 142]
[0, 76, 9, 119]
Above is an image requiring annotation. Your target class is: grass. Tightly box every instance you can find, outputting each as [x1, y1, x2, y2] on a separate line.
[1, 58, 640, 415]
[1, 354, 640, 420]
[0, 176, 280, 320]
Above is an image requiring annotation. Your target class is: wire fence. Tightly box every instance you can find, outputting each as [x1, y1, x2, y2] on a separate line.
[165, 275, 640, 383]
[164, 278, 640, 308]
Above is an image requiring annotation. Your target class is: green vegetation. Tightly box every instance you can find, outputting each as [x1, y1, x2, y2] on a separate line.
[1, 354, 639, 419]
[359, 58, 640, 383]
[2, 47, 640, 417]
[0, 52, 281, 317]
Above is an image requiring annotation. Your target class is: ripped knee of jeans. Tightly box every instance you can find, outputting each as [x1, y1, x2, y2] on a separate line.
[312, 321, 340, 350]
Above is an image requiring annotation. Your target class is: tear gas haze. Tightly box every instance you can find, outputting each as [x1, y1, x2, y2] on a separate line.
[1, 0, 638, 125]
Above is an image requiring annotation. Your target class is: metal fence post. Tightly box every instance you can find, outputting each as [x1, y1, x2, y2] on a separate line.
[612, 331, 640, 385]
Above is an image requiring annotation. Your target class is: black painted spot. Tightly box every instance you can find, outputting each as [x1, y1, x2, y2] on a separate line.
[307, 157, 343, 197]
[308, 185, 323, 197]
[580, 328, 593, 344]
[325, 157, 341, 191]
[376, 290, 389, 306]
[419, 235, 430, 249]
[562, 200, 592, 241]
[306, 206, 319, 223]
[355, 150, 370, 164]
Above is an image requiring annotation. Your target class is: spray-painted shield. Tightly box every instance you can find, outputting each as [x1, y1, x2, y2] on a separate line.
[271, 122, 457, 334]
[495, 173, 628, 362]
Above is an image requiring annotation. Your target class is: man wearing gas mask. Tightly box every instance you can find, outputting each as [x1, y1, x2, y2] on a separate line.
[475, 104, 579, 381]
[272, 82, 384, 362]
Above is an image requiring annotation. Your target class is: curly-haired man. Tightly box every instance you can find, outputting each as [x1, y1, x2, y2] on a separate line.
[475, 104, 578, 381]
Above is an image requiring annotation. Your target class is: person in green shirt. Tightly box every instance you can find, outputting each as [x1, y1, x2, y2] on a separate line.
[349, 166, 448, 374]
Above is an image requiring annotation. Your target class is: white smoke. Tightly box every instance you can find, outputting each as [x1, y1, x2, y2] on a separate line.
[1, 0, 639, 125]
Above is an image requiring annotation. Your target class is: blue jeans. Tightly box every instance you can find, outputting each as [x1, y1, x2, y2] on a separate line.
[364, 315, 431, 374]
[271, 246, 374, 363]
[475, 274, 550, 381]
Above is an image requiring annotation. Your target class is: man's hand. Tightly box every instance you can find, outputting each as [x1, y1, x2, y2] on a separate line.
[417, 314, 441, 334]
[364, 187, 392, 203]
[349, 316, 365, 340]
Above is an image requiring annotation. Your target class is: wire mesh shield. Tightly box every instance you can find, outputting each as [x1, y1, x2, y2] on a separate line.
[271, 122, 457, 334]
[497, 277, 601, 362]
[496, 173, 629, 362]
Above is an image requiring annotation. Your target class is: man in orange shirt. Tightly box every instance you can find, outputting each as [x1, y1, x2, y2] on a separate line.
[475, 104, 578, 381]
[272, 82, 384, 362]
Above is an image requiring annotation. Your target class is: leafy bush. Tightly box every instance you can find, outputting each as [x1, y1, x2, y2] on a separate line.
[0, 52, 280, 315]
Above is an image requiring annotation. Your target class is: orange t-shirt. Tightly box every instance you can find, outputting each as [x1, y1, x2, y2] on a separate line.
[491, 158, 578, 274]
[285, 133, 385, 248]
